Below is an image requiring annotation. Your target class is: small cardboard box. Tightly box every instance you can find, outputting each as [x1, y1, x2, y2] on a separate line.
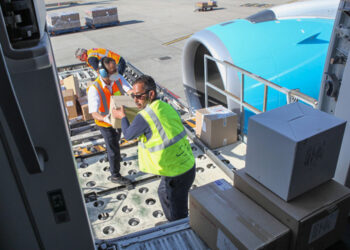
[62, 89, 78, 119]
[81, 104, 93, 121]
[195, 105, 237, 149]
[61, 75, 82, 98]
[245, 102, 346, 201]
[234, 169, 350, 250]
[190, 179, 290, 250]
[110, 96, 138, 128]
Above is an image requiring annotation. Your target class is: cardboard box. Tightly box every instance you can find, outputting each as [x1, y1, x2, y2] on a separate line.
[195, 105, 237, 149]
[61, 75, 82, 98]
[190, 179, 290, 250]
[109, 96, 138, 128]
[245, 102, 346, 201]
[81, 104, 93, 121]
[196, 2, 208, 8]
[62, 89, 78, 119]
[234, 169, 350, 250]
[208, 1, 217, 7]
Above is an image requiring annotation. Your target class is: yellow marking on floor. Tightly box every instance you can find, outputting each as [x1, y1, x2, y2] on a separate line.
[163, 34, 193, 46]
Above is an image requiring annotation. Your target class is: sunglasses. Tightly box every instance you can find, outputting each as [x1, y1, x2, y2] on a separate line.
[131, 90, 150, 99]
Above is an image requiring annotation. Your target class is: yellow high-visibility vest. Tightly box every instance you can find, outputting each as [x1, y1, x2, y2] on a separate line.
[138, 100, 195, 176]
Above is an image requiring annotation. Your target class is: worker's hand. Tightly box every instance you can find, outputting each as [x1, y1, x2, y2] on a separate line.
[127, 89, 133, 96]
[103, 114, 111, 124]
[112, 106, 126, 119]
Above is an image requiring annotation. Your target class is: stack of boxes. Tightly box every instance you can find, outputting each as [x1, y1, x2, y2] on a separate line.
[190, 103, 350, 249]
[85, 7, 119, 27]
[46, 12, 81, 33]
[61, 75, 93, 122]
[46, 6, 119, 33]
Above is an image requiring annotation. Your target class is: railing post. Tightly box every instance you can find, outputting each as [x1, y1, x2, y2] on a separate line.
[204, 55, 208, 108]
[286, 90, 291, 104]
[263, 85, 268, 112]
[240, 72, 245, 138]
[240, 73, 244, 112]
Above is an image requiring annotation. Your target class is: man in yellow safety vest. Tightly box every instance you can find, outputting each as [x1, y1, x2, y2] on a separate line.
[75, 48, 126, 75]
[112, 75, 196, 221]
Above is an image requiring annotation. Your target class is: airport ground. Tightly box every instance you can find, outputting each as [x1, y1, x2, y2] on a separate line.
[47, 0, 292, 103]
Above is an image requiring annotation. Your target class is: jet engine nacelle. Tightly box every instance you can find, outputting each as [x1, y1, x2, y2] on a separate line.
[182, 0, 337, 131]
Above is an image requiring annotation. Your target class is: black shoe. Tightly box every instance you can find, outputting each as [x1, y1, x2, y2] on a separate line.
[110, 175, 131, 185]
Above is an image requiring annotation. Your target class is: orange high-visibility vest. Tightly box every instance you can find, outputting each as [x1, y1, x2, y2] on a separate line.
[86, 48, 121, 68]
[88, 77, 125, 127]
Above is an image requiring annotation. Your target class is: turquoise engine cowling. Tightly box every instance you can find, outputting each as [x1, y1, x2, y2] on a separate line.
[182, 17, 334, 133]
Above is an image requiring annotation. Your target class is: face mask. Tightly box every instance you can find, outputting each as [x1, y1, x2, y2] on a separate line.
[109, 73, 119, 81]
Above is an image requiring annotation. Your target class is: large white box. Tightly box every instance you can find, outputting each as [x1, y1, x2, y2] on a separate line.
[245, 102, 346, 201]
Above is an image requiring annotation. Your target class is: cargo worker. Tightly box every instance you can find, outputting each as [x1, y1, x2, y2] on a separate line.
[75, 48, 126, 75]
[88, 57, 132, 185]
[112, 75, 196, 221]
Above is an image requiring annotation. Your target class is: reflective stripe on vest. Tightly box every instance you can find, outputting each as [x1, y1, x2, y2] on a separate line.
[138, 100, 194, 177]
[87, 48, 121, 64]
[92, 82, 109, 116]
[114, 77, 125, 95]
[87, 48, 108, 59]
[139, 106, 186, 152]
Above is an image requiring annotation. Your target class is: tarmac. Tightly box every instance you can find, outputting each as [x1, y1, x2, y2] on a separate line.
[47, 0, 292, 103]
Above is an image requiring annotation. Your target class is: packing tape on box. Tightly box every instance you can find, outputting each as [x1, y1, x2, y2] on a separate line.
[202, 120, 207, 132]
[223, 138, 227, 146]
[223, 117, 227, 127]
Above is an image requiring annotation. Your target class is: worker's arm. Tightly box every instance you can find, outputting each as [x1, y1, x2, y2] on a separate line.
[112, 106, 151, 140]
[91, 112, 109, 122]
[121, 115, 151, 140]
[117, 75, 132, 95]
[88, 57, 99, 71]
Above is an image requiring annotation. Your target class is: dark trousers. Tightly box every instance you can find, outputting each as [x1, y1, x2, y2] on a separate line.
[158, 165, 196, 221]
[98, 126, 121, 177]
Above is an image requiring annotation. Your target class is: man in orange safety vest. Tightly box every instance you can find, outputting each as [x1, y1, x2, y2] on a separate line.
[75, 48, 126, 75]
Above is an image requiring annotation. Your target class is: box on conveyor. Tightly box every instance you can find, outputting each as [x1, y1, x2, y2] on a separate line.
[78, 96, 93, 121]
[61, 75, 83, 98]
[62, 89, 78, 119]
[85, 7, 119, 26]
[234, 169, 350, 250]
[109, 96, 138, 129]
[190, 179, 290, 250]
[245, 102, 346, 201]
[195, 105, 237, 149]
[46, 12, 81, 31]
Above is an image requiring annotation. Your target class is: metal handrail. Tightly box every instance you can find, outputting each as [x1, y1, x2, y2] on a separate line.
[203, 54, 319, 138]
[204, 55, 318, 113]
